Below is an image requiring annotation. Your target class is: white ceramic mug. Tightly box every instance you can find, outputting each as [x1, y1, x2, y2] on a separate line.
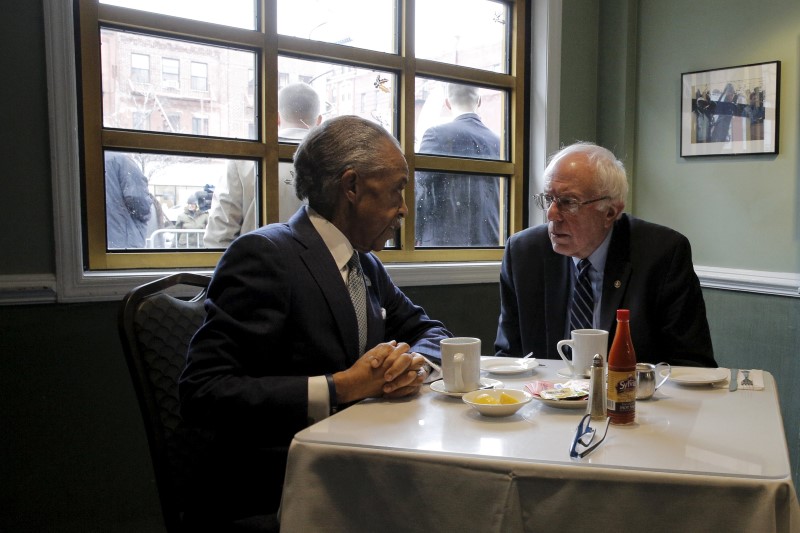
[440, 337, 482, 393]
[556, 329, 608, 378]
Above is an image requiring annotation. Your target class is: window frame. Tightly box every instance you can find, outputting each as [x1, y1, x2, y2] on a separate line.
[44, 0, 561, 302]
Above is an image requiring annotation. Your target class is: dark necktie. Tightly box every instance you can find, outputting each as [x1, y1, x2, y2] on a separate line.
[347, 252, 368, 356]
[570, 259, 594, 331]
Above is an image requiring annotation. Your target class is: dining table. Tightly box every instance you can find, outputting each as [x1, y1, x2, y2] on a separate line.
[278, 358, 800, 532]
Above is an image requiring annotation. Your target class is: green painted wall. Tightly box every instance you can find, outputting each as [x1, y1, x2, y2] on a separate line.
[559, 0, 600, 146]
[635, 0, 800, 272]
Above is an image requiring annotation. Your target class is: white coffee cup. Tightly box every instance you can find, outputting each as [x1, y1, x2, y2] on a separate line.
[440, 337, 482, 393]
[556, 329, 609, 378]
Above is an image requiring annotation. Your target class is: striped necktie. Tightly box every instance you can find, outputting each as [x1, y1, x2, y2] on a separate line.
[347, 252, 368, 356]
[570, 259, 594, 331]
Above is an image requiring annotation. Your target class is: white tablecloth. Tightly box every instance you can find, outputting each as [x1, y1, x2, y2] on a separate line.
[279, 363, 800, 532]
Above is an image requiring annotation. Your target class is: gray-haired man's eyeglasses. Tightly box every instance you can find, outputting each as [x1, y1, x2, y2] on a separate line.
[569, 413, 611, 459]
[533, 193, 610, 214]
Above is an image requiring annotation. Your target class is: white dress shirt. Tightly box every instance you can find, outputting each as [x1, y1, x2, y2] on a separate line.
[304, 207, 440, 422]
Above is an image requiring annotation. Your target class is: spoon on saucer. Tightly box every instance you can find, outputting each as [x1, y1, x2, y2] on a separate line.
[522, 352, 545, 366]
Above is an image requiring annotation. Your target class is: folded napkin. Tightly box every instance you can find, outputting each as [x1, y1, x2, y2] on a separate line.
[423, 356, 442, 383]
[526, 379, 590, 396]
[728, 369, 765, 391]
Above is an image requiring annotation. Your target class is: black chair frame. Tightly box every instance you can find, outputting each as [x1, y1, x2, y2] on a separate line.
[118, 272, 211, 533]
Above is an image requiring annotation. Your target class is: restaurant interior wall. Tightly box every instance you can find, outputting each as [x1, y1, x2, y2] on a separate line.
[631, 0, 800, 495]
[1, 1, 799, 531]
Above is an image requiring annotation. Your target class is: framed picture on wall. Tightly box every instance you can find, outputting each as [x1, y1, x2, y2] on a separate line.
[681, 61, 780, 157]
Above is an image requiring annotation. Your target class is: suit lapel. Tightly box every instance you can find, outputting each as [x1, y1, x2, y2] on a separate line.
[290, 210, 361, 362]
[600, 215, 632, 332]
[545, 253, 571, 356]
[360, 260, 384, 350]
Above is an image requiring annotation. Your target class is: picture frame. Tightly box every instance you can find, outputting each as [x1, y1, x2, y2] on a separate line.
[681, 61, 780, 157]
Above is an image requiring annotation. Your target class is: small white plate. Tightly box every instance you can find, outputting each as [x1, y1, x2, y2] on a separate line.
[668, 367, 729, 386]
[532, 395, 588, 410]
[430, 378, 504, 398]
[557, 367, 590, 379]
[481, 357, 539, 375]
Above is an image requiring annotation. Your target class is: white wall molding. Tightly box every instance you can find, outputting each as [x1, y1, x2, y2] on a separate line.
[44, 0, 87, 304]
[3, 265, 800, 306]
[695, 265, 800, 298]
[385, 262, 501, 286]
[0, 274, 57, 305]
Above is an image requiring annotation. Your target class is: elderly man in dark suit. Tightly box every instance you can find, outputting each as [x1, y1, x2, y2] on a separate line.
[495, 142, 716, 368]
[180, 115, 451, 530]
[416, 83, 502, 247]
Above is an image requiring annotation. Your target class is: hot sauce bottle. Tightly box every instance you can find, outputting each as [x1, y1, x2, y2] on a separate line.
[607, 309, 637, 425]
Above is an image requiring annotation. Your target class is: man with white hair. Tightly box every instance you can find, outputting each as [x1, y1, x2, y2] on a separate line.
[495, 141, 716, 368]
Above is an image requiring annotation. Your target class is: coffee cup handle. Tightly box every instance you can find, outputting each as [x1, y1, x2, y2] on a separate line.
[453, 353, 465, 392]
[556, 340, 574, 374]
[654, 362, 671, 391]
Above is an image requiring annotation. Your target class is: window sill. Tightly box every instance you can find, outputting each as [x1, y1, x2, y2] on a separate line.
[3, 265, 800, 305]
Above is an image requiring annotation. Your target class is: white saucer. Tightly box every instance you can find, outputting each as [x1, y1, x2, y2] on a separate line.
[481, 357, 539, 375]
[668, 367, 729, 386]
[557, 367, 590, 379]
[429, 378, 504, 398]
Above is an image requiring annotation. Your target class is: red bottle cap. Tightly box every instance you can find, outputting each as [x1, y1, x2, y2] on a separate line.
[616, 309, 630, 321]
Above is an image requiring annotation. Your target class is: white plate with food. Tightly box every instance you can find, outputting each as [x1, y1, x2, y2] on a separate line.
[430, 378, 504, 398]
[667, 367, 729, 386]
[481, 357, 539, 375]
[526, 379, 590, 409]
[532, 395, 589, 410]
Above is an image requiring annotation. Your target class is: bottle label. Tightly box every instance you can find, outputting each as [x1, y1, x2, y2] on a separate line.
[607, 369, 636, 413]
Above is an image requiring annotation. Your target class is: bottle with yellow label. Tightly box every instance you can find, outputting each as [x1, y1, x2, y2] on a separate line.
[607, 308, 636, 425]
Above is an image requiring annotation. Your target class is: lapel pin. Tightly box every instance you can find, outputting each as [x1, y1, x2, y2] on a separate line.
[614, 280, 621, 289]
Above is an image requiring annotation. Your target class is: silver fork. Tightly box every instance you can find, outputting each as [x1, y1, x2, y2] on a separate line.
[740, 369, 754, 388]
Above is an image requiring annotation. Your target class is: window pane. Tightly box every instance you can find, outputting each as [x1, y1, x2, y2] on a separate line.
[130, 53, 150, 83]
[101, 29, 257, 139]
[190, 61, 209, 91]
[204, 160, 259, 248]
[105, 151, 228, 250]
[100, 0, 257, 30]
[415, 0, 509, 73]
[415, 171, 506, 248]
[277, 0, 397, 54]
[162, 57, 180, 90]
[279, 56, 396, 134]
[415, 79, 507, 159]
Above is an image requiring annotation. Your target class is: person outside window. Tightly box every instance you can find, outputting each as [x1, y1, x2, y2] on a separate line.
[104, 152, 153, 249]
[203, 82, 322, 248]
[415, 83, 501, 247]
[175, 197, 209, 246]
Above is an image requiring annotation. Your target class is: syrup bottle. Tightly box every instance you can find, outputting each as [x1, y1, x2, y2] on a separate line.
[607, 309, 636, 425]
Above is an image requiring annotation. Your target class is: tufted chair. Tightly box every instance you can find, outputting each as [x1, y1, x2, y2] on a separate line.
[119, 273, 212, 533]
